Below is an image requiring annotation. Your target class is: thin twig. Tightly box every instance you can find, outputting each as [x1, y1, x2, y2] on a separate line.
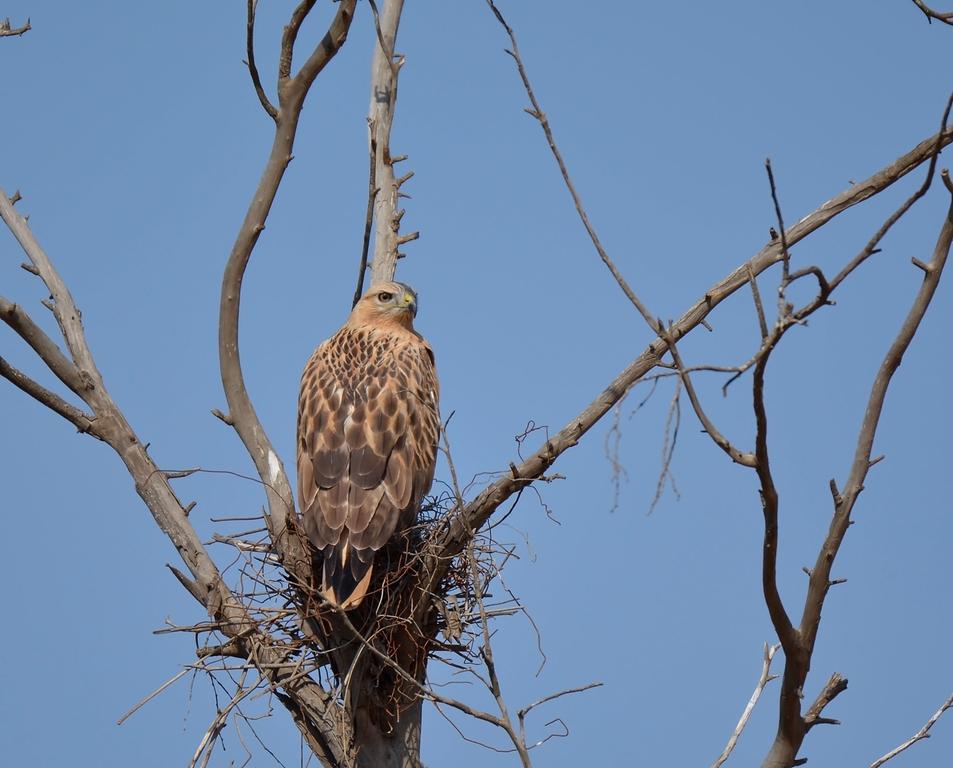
[485, 0, 657, 331]
[765, 159, 792, 319]
[117, 668, 191, 725]
[869, 693, 953, 767]
[746, 263, 769, 340]
[829, 91, 953, 292]
[353, 145, 376, 307]
[246, 0, 278, 120]
[712, 643, 780, 768]
[648, 378, 681, 514]
[665, 331, 756, 467]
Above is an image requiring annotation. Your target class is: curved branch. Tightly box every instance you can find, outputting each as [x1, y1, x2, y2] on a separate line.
[1, 188, 353, 768]
[218, 0, 356, 579]
[912, 0, 953, 25]
[751, 350, 798, 656]
[486, 0, 656, 331]
[802, 171, 953, 650]
[665, 333, 756, 467]
[763, 175, 953, 767]
[246, 0, 277, 120]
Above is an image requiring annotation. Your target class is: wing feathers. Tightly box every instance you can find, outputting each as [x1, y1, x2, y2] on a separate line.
[297, 322, 439, 609]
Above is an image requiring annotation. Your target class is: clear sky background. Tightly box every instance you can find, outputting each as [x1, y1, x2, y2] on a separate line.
[1, 2, 951, 766]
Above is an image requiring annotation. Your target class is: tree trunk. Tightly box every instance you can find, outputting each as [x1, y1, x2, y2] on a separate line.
[355, 700, 422, 768]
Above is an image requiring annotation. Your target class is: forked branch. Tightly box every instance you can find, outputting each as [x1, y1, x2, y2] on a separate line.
[0, 190, 352, 766]
[218, 0, 356, 586]
[418, 116, 953, 597]
[762, 173, 953, 767]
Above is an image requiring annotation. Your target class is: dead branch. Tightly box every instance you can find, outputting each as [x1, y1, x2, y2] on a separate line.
[751, 341, 799, 657]
[648, 377, 681, 514]
[804, 170, 953, 658]
[367, 0, 409, 285]
[485, 0, 657, 332]
[469, 544, 533, 768]
[117, 668, 191, 726]
[803, 673, 847, 730]
[829, 93, 953, 293]
[764, 159, 793, 319]
[0, 17, 30, 37]
[869, 693, 953, 767]
[746, 263, 769, 339]
[245, 0, 277, 120]
[0, 186, 351, 767]
[665, 333, 755, 467]
[2, 4, 361, 765]
[218, 0, 356, 590]
[516, 682, 603, 750]
[0, 355, 96, 435]
[712, 643, 780, 768]
[417, 114, 953, 600]
[762, 172, 953, 767]
[911, 0, 953, 24]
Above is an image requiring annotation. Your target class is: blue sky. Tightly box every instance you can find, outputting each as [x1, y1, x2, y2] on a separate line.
[1, 1, 951, 766]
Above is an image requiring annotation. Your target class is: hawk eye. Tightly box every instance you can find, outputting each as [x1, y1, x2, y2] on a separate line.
[377, 291, 393, 302]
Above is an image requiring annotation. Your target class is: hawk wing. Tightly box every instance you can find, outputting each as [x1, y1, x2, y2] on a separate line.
[297, 326, 439, 609]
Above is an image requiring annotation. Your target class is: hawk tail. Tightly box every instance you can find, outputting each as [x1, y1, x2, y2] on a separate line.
[319, 544, 374, 610]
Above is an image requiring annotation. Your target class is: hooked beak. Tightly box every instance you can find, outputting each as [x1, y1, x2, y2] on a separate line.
[401, 291, 417, 317]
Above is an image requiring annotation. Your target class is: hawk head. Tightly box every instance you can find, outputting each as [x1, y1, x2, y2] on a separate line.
[350, 281, 418, 328]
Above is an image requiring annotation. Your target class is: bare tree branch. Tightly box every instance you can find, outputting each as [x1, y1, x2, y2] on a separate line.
[0, 17, 30, 37]
[712, 643, 780, 768]
[665, 333, 756, 467]
[803, 169, 953, 650]
[0, 188, 353, 766]
[218, 0, 357, 587]
[762, 172, 953, 767]
[485, 0, 657, 331]
[367, 0, 409, 285]
[246, 0, 278, 120]
[751, 342, 799, 657]
[829, 92, 953, 293]
[803, 673, 847, 730]
[1, 5, 363, 763]
[746, 263, 769, 340]
[764, 159, 793, 318]
[0, 355, 96, 435]
[911, 0, 953, 25]
[869, 693, 953, 767]
[419, 116, 953, 595]
[0, 296, 86, 394]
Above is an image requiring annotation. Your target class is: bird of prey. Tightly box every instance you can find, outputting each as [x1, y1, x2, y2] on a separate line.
[296, 282, 440, 609]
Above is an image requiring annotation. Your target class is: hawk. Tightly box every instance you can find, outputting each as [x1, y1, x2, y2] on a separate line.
[296, 282, 440, 609]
